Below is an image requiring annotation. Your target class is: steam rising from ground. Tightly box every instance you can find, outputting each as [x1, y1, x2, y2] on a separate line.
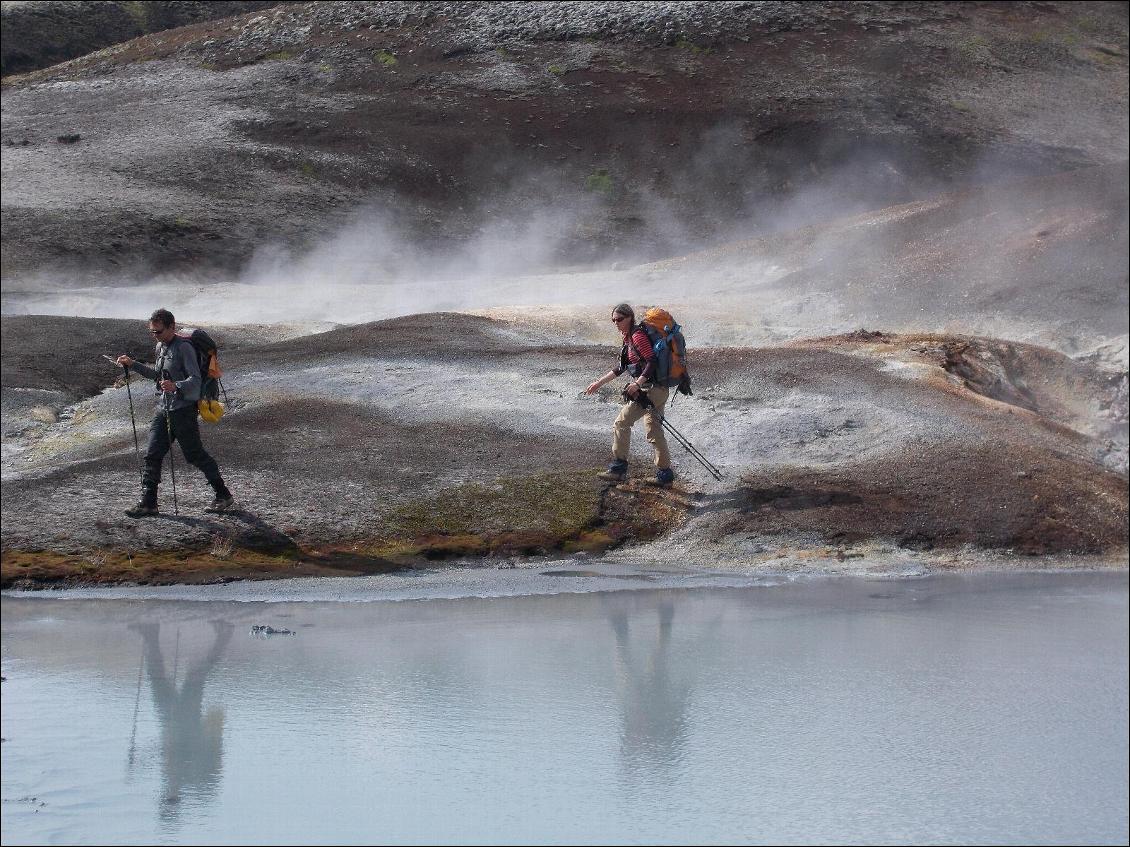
[2, 157, 1127, 362]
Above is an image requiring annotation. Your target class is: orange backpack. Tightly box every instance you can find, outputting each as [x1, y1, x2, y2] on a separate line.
[635, 307, 692, 394]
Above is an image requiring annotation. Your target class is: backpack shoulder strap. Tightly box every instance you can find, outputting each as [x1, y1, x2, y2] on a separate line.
[626, 325, 649, 359]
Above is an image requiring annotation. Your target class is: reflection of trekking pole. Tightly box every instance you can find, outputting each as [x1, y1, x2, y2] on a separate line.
[126, 642, 143, 769]
[104, 355, 143, 484]
[161, 371, 179, 516]
[630, 390, 724, 481]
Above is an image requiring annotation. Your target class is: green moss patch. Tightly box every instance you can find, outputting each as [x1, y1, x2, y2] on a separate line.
[673, 38, 712, 55]
[2, 547, 295, 588]
[585, 169, 614, 195]
[371, 469, 690, 561]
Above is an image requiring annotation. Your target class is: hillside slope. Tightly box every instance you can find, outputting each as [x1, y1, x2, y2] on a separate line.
[0, 0, 284, 76]
[2, 1, 1126, 281]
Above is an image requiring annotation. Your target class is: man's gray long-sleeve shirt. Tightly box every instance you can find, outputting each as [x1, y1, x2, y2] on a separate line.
[129, 336, 201, 411]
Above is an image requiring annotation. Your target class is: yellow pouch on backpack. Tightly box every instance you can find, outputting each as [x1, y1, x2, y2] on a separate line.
[198, 399, 225, 423]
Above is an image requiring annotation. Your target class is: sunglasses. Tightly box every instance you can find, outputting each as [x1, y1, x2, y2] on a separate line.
[150, 327, 169, 335]
[612, 315, 630, 323]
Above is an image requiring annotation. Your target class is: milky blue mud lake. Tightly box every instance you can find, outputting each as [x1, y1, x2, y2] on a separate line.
[2, 571, 1127, 845]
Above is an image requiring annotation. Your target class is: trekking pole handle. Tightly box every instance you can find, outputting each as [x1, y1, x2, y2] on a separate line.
[623, 387, 654, 408]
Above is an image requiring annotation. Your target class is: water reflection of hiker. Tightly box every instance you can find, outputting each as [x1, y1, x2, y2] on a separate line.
[606, 598, 691, 775]
[132, 620, 232, 822]
[116, 308, 234, 517]
[585, 303, 675, 486]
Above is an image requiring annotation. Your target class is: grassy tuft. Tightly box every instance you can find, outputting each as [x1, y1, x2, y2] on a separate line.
[585, 168, 614, 195]
[674, 37, 712, 55]
[954, 35, 991, 64]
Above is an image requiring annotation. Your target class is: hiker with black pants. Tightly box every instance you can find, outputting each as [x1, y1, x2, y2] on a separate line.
[116, 308, 234, 517]
[585, 303, 676, 487]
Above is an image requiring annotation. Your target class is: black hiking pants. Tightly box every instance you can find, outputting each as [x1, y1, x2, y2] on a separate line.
[141, 406, 222, 490]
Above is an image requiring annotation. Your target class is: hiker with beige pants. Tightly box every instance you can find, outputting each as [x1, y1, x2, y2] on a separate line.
[585, 303, 675, 487]
[612, 382, 672, 471]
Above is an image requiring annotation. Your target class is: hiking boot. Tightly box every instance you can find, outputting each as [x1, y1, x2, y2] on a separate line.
[206, 493, 235, 514]
[655, 468, 676, 487]
[125, 494, 159, 518]
[205, 480, 235, 513]
[597, 460, 628, 482]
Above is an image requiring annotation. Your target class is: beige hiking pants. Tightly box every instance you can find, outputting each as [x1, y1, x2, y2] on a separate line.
[612, 384, 671, 469]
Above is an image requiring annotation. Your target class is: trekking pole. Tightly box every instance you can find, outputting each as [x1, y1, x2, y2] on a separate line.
[123, 365, 143, 483]
[656, 414, 724, 480]
[104, 355, 144, 484]
[162, 376, 179, 516]
[631, 390, 724, 481]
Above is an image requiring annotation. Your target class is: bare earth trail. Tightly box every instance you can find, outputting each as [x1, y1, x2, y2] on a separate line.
[1, 310, 1125, 587]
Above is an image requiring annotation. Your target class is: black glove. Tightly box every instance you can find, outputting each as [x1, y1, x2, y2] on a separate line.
[623, 387, 653, 408]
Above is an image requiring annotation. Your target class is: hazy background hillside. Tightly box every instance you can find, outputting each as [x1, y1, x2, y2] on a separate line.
[2, 1, 1126, 300]
[0, 0, 284, 76]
